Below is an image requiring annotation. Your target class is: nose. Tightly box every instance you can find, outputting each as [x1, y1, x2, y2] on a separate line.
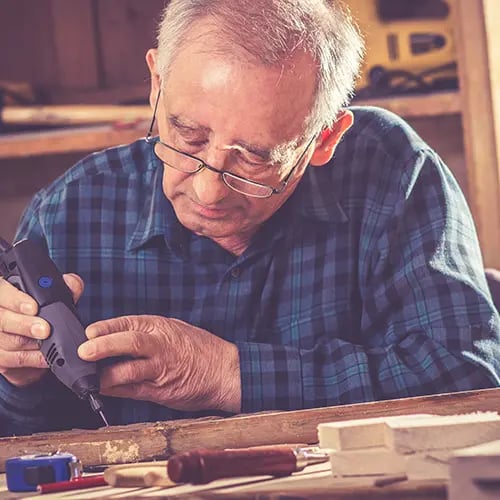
[191, 150, 231, 205]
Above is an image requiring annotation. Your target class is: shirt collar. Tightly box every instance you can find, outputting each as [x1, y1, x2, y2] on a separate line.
[286, 162, 349, 224]
[127, 148, 189, 255]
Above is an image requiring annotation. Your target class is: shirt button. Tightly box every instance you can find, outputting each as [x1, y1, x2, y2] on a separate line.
[231, 267, 241, 279]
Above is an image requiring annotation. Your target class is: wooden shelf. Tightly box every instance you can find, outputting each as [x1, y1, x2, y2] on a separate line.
[0, 124, 146, 159]
[0, 91, 461, 160]
[353, 90, 461, 118]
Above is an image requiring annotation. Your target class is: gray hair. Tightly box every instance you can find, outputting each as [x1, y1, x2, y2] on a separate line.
[156, 0, 364, 134]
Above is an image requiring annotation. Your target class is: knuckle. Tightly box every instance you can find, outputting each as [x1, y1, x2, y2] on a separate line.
[11, 334, 33, 350]
[130, 331, 144, 353]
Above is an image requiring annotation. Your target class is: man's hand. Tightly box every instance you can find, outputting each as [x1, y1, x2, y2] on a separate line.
[0, 273, 84, 387]
[78, 315, 242, 413]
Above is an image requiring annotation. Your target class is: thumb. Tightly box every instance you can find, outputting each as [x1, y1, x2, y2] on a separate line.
[63, 273, 85, 304]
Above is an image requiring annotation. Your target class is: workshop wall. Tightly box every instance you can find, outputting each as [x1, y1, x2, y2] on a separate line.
[0, 0, 468, 242]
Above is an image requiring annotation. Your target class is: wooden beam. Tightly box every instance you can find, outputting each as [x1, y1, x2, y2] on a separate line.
[2, 104, 151, 127]
[0, 125, 146, 159]
[0, 388, 498, 472]
[454, 0, 500, 268]
[353, 91, 461, 118]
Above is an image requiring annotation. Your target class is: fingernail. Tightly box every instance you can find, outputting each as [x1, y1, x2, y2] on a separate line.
[21, 302, 36, 315]
[85, 326, 97, 339]
[78, 343, 94, 359]
[31, 322, 49, 339]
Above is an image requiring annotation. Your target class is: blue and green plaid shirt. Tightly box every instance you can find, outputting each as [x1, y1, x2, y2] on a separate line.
[1, 107, 499, 436]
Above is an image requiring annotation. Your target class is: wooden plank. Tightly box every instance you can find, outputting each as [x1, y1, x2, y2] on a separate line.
[353, 91, 461, 118]
[97, 0, 165, 87]
[3, 104, 151, 127]
[0, 125, 146, 159]
[48, 0, 99, 89]
[454, 0, 500, 268]
[0, 388, 499, 473]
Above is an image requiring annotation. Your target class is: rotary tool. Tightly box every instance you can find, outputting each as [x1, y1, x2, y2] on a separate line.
[0, 235, 108, 427]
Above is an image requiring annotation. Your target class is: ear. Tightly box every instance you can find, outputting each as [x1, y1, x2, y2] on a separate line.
[146, 48, 161, 110]
[309, 110, 354, 166]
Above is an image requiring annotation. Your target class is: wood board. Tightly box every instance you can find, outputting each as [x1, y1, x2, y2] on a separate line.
[1, 388, 499, 473]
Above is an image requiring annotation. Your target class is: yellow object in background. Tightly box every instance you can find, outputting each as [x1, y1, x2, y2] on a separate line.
[346, 0, 457, 95]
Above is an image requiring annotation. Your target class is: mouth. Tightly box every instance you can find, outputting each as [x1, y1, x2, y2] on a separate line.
[189, 199, 232, 219]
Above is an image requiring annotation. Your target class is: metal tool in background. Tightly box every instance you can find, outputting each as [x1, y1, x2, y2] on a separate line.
[5, 452, 81, 492]
[347, 0, 457, 96]
[0, 236, 108, 426]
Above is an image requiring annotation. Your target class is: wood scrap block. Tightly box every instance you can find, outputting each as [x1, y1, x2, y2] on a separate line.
[449, 439, 500, 500]
[329, 447, 405, 476]
[385, 412, 500, 453]
[329, 447, 451, 479]
[318, 413, 432, 451]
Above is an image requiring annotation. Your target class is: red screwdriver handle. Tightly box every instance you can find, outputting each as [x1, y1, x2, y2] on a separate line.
[167, 447, 297, 484]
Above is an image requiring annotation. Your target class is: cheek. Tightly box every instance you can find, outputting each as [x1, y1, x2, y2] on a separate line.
[162, 169, 190, 197]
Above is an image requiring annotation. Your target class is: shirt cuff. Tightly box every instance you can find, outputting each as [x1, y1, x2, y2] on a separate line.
[236, 341, 303, 413]
[0, 373, 62, 436]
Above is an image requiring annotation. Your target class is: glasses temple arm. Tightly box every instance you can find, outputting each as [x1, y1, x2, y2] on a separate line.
[146, 90, 162, 141]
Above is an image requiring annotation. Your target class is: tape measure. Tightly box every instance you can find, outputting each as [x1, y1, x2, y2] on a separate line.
[6, 452, 80, 492]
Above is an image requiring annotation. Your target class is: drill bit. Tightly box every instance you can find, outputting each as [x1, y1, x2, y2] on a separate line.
[97, 410, 109, 427]
[88, 393, 109, 427]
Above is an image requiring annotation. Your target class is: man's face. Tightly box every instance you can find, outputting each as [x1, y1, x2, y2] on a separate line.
[150, 23, 318, 254]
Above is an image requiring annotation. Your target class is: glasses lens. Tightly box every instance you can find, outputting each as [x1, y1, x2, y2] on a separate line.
[154, 142, 201, 173]
[223, 173, 273, 198]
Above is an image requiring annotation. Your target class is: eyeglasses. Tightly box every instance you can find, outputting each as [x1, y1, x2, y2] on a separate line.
[145, 91, 317, 198]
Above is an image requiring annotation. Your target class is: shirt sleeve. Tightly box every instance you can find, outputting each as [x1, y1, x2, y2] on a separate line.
[236, 149, 500, 413]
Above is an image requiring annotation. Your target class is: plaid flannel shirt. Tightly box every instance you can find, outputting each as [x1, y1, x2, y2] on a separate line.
[1, 107, 499, 436]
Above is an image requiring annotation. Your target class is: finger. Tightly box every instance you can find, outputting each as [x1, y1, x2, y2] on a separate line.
[0, 307, 50, 339]
[86, 316, 145, 339]
[100, 359, 156, 389]
[0, 278, 38, 316]
[78, 331, 144, 361]
[0, 349, 48, 370]
[62, 273, 85, 304]
[0, 331, 41, 351]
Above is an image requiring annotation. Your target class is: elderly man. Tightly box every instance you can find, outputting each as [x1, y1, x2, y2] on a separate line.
[0, 0, 498, 435]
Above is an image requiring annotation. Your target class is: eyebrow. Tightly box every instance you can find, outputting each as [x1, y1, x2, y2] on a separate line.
[233, 141, 271, 161]
[168, 115, 211, 134]
[168, 113, 287, 162]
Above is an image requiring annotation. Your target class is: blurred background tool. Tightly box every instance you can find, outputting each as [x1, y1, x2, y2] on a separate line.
[347, 0, 457, 97]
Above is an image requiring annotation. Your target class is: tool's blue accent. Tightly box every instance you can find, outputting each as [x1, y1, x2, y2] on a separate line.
[38, 276, 53, 288]
[6, 453, 77, 492]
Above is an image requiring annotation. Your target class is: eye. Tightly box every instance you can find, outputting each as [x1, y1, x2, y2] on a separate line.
[234, 150, 267, 167]
[185, 140, 208, 148]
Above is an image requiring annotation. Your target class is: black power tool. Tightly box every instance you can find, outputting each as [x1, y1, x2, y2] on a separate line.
[0, 236, 108, 427]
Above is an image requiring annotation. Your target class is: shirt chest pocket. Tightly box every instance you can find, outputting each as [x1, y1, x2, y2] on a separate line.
[253, 298, 353, 349]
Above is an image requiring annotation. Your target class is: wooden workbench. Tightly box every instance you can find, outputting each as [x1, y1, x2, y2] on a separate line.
[0, 465, 448, 499]
[1, 388, 499, 498]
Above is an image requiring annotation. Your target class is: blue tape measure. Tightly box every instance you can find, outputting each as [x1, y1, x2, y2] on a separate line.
[6, 452, 78, 492]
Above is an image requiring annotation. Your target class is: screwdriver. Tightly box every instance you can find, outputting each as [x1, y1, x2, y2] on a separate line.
[167, 445, 331, 484]
[0, 236, 109, 427]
